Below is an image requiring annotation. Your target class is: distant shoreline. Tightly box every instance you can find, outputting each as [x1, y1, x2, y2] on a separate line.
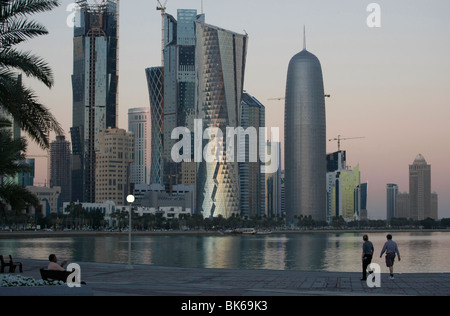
[0, 228, 449, 239]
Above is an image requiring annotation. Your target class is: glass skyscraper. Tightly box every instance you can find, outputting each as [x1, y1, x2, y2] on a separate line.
[285, 41, 327, 223]
[386, 183, 398, 221]
[70, 0, 118, 202]
[195, 21, 248, 218]
[145, 67, 164, 186]
[50, 136, 71, 211]
[163, 10, 205, 188]
[240, 92, 265, 218]
[128, 108, 151, 185]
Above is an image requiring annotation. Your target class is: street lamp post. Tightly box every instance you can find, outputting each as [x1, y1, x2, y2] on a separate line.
[126, 194, 135, 269]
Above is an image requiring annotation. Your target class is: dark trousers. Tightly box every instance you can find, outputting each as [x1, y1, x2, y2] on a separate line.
[362, 254, 373, 280]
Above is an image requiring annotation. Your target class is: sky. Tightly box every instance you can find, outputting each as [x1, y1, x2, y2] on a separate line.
[19, 0, 450, 219]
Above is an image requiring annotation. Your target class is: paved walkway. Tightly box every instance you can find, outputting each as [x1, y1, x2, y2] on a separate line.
[2, 259, 450, 296]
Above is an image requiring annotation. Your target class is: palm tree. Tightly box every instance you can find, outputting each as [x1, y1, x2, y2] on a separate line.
[0, 0, 62, 149]
[0, 120, 39, 221]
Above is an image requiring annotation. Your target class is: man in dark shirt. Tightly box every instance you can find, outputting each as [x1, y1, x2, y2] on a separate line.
[361, 234, 374, 281]
[380, 234, 401, 279]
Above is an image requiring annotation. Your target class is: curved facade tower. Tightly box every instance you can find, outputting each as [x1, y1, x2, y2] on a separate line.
[195, 22, 248, 218]
[145, 67, 164, 186]
[284, 42, 326, 223]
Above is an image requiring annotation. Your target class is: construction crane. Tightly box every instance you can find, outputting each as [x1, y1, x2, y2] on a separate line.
[157, 0, 168, 66]
[328, 135, 365, 151]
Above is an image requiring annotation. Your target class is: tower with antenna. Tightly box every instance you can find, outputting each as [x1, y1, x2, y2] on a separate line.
[303, 25, 306, 50]
[284, 27, 327, 223]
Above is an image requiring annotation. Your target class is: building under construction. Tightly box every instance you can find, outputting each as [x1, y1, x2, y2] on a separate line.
[70, 0, 119, 203]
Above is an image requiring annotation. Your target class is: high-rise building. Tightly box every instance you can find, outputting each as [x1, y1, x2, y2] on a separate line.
[386, 183, 398, 221]
[71, 0, 118, 202]
[128, 108, 151, 185]
[326, 151, 362, 222]
[95, 128, 134, 206]
[163, 10, 205, 187]
[358, 182, 368, 221]
[239, 92, 265, 218]
[145, 67, 164, 185]
[409, 154, 436, 220]
[284, 35, 327, 223]
[396, 192, 410, 219]
[265, 141, 282, 218]
[50, 136, 71, 211]
[337, 165, 361, 221]
[431, 193, 438, 220]
[327, 150, 346, 172]
[195, 21, 248, 218]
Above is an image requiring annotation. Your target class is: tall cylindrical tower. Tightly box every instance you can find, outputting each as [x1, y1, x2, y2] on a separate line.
[284, 42, 327, 224]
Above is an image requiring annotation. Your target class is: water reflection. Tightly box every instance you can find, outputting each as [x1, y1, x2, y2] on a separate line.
[1, 232, 450, 273]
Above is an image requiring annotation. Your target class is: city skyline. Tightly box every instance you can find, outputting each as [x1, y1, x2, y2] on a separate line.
[21, 0, 450, 219]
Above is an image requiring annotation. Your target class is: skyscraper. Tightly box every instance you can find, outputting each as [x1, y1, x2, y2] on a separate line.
[163, 10, 205, 188]
[50, 135, 71, 211]
[386, 183, 398, 221]
[71, 0, 118, 202]
[396, 192, 410, 219]
[358, 182, 368, 221]
[265, 140, 282, 218]
[409, 154, 434, 220]
[284, 34, 327, 223]
[240, 92, 266, 218]
[195, 21, 248, 218]
[145, 67, 164, 185]
[128, 107, 151, 185]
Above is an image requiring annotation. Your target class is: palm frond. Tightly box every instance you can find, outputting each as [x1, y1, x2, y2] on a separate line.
[0, 0, 62, 149]
[0, 48, 53, 87]
[0, 17, 48, 49]
[0, 127, 30, 177]
[0, 181, 39, 214]
[0, 71, 63, 149]
[0, 0, 60, 22]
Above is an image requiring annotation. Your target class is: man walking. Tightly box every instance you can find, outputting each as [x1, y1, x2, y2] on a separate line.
[361, 234, 374, 281]
[380, 234, 401, 279]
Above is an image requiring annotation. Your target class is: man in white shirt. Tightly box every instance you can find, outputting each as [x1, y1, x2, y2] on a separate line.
[47, 254, 67, 271]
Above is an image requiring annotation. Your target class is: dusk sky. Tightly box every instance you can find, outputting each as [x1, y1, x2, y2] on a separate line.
[21, 0, 450, 219]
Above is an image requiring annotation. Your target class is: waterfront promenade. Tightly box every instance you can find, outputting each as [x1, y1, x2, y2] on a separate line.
[2, 258, 450, 296]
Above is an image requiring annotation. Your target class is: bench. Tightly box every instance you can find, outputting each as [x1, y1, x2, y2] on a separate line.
[40, 268, 86, 285]
[40, 268, 73, 283]
[0, 255, 23, 273]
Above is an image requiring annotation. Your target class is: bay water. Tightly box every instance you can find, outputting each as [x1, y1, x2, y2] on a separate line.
[1, 231, 449, 273]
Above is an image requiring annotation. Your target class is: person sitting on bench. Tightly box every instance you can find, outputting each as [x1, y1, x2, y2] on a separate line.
[47, 254, 67, 271]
